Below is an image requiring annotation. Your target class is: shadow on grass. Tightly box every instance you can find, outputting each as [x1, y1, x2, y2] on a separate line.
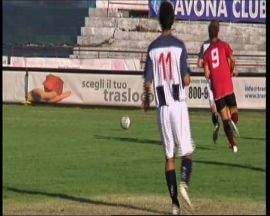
[95, 135, 161, 145]
[239, 136, 265, 141]
[95, 136, 264, 172]
[4, 186, 168, 215]
[95, 135, 212, 150]
[194, 160, 265, 172]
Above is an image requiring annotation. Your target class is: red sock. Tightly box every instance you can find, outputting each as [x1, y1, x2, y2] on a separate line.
[231, 112, 239, 124]
[223, 120, 237, 147]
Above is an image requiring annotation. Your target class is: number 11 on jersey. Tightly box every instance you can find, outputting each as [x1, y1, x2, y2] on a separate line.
[159, 52, 172, 81]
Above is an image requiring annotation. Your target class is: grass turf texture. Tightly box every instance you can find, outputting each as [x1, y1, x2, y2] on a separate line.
[3, 104, 266, 215]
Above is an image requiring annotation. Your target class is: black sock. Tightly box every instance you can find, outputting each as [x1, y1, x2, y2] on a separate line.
[181, 157, 192, 186]
[165, 170, 179, 207]
[212, 112, 219, 126]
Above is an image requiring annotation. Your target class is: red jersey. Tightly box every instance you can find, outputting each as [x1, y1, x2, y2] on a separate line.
[204, 39, 234, 100]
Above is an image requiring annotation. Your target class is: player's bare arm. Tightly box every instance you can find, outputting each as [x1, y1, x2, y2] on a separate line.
[197, 58, 204, 68]
[204, 65, 211, 79]
[142, 81, 152, 112]
[40, 90, 58, 100]
[47, 91, 71, 103]
[183, 74, 191, 86]
[228, 55, 237, 76]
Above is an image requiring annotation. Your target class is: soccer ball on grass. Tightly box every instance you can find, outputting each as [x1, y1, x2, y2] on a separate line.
[120, 116, 131, 129]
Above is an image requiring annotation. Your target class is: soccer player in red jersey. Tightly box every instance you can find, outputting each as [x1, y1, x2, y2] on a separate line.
[204, 20, 239, 153]
[197, 39, 220, 143]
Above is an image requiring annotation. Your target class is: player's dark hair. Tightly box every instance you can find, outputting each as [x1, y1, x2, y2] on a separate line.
[159, 1, 174, 31]
[208, 20, 219, 40]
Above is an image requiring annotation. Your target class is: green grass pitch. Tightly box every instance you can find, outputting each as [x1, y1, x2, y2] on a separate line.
[3, 104, 266, 214]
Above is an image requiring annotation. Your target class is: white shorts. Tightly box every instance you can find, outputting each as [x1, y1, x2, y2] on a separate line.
[157, 101, 195, 159]
[206, 80, 215, 108]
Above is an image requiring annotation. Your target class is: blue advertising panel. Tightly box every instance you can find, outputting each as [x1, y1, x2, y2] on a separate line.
[149, 0, 266, 24]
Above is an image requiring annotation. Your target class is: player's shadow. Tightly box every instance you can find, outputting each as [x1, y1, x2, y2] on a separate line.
[239, 136, 265, 141]
[95, 135, 212, 150]
[194, 160, 265, 172]
[95, 135, 161, 145]
[4, 186, 168, 215]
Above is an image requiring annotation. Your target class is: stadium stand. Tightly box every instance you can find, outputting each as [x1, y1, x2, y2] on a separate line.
[71, 5, 265, 74]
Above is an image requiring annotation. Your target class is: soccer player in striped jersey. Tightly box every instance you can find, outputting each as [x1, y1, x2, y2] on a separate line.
[142, 2, 195, 214]
[204, 20, 239, 153]
[198, 39, 220, 143]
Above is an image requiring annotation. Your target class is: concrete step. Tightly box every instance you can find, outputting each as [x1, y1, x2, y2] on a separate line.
[107, 40, 151, 50]
[71, 47, 265, 73]
[79, 14, 265, 53]
[113, 30, 202, 43]
[77, 34, 265, 54]
[117, 17, 139, 31]
[78, 37, 151, 50]
[103, 28, 265, 52]
[85, 17, 117, 28]
[73, 47, 265, 64]
[71, 51, 144, 60]
[114, 29, 159, 41]
[174, 21, 208, 35]
[88, 8, 123, 18]
[80, 20, 265, 52]
[77, 35, 115, 46]
[185, 41, 205, 53]
[117, 17, 160, 32]
[80, 27, 115, 37]
[234, 50, 266, 56]
[236, 59, 266, 66]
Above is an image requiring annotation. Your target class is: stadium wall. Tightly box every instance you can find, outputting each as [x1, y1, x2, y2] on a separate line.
[2, 66, 265, 110]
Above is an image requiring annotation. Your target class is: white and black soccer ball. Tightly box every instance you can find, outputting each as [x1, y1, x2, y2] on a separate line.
[120, 116, 131, 129]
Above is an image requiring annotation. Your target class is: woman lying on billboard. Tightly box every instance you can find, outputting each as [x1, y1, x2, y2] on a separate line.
[26, 74, 71, 104]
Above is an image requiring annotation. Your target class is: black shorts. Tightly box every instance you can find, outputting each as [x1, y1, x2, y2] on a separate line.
[215, 93, 237, 112]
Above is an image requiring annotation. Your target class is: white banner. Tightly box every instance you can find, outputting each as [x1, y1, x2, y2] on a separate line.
[7, 56, 140, 71]
[186, 76, 266, 109]
[2, 70, 266, 110]
[27, 72, 156, 106]
[233, 77, 265, 109]
[2, 56, 8, 66]
[186, 77, 210, 108]
[2, 71, 26, 103]
[10, 56, 26, 67]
